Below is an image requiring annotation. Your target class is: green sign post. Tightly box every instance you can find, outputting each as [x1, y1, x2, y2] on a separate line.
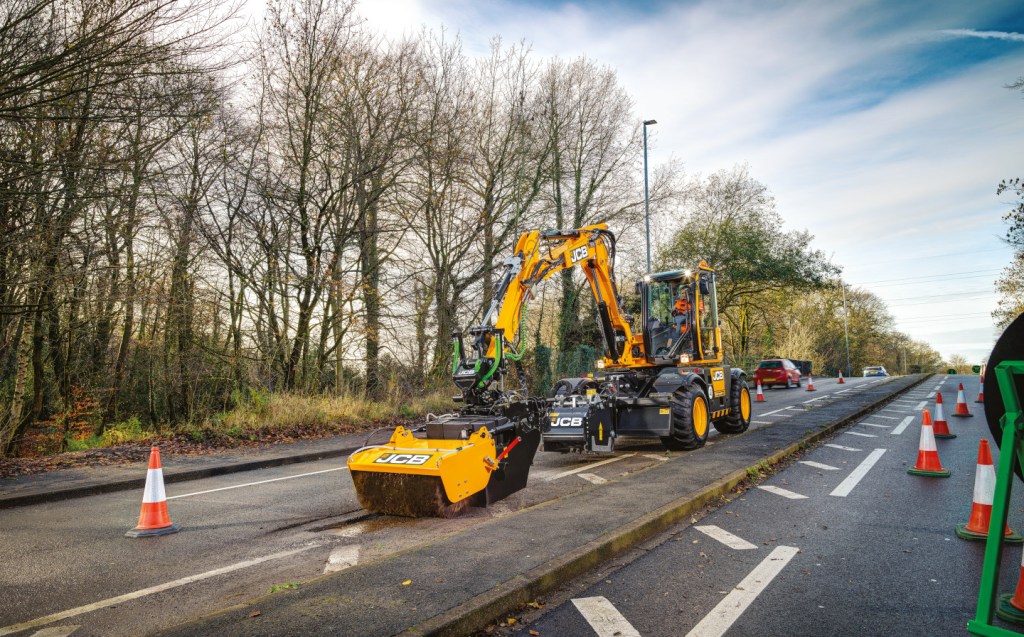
[974, 365, 983, 374]
[968, 361, 1024, 636]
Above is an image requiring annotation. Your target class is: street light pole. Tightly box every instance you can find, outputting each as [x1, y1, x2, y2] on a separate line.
[643, 119, 657, 272]
[841, 281, 852, 377]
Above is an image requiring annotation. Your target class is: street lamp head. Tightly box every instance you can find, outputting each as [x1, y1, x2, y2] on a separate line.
[643, 119, 658, 126]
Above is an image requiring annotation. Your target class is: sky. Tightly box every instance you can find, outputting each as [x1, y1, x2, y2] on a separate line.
[354, 0, 1024, 364]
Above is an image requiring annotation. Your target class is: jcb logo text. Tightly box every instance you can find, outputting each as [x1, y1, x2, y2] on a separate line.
[551, 417, 583, 428]
[374, 453, 431, 466]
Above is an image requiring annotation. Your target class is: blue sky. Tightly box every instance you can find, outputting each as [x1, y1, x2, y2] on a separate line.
[358, 0, 1024, 363]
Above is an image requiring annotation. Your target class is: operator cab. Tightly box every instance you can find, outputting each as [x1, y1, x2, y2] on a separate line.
[640, 265, 719, 365]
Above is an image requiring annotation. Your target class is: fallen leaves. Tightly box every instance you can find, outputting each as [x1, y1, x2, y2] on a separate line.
[402, 580, 412, 586]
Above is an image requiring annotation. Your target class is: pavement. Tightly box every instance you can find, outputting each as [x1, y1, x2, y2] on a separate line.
[137, 374, 930, 637]
[0, 432, 370, 509]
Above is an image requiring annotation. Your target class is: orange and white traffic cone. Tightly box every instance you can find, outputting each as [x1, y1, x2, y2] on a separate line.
[933, 392, 955, 439]
[126, 446, 179, 538]
[908, 409, 950, 477]
[838, 370, 845, 384]
[998, 548, 1024, 624]
[756, 380, 765, 402]
[976, 373, 985, 403]
[952, 383, 974, 417]
[806, 374, 816, 392]
[956, 439, 1022, 542]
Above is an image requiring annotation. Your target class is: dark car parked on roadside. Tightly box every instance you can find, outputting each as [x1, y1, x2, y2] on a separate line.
[753, 358, 802, 389]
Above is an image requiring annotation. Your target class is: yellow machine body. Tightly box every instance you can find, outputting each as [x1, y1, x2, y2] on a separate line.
[347, 426, 496, 514]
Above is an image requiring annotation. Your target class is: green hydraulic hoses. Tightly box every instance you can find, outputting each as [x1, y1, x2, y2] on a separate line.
[505, 301, 530, 362]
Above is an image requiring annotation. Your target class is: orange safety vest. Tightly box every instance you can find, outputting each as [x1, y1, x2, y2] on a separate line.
[674, 299, 689, 314]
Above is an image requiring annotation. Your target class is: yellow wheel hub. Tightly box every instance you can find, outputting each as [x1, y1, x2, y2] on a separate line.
[740, 387, 752, 420]
[693, 396, 708, 437]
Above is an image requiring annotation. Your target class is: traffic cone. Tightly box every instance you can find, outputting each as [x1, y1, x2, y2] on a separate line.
[998, 548, 1024, 624]
[126, 446, 179, 538]
[976, 375, 985, 403]
[806, 374, 816, 392]
[838, 370, 845, 384]
[756, 380, 765, 402]
[908, 409, 950, 477]
[933, 392, 955, 439]
[952, 383, 973, 417]
[956, 439, 1022, 542]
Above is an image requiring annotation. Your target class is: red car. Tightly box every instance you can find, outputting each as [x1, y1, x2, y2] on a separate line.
[753, 358, 802, 389]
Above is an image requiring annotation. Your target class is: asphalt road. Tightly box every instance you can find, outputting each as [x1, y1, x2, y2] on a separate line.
[0, 375, 900, 637]
[504, 375, 1023, 637]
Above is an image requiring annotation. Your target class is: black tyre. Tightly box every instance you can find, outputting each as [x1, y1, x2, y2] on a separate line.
[715, 377, 751, 434]
[661, 385, 710, 450]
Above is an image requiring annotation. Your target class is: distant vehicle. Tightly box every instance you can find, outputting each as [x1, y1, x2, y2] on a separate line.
[863, 366, 889, 377]
[754, 358, 802, 388]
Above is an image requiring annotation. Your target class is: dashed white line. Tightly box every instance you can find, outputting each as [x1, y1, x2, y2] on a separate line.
[830, 449, 887, 497]
[758, 406, 794, 416]
[751, 420, 772, 424]
[859, 423, 890, 428]
[579, 473, 608, 484]
[685, 546, 800, 637]
[572, 597, 642, 637]
[642, 454, 670, 462]
[168, 467, 347, 500]
[802, 395, 829, 404]
[695, 525, 759, 550]
[891, 416, 915, 435]
[545, 454, 636, 481]
[846, 431, 878, 438]
[870, 415, 900, 420]
[30, 628, 79, 637]
[825, 444, 861, 451]
[324, 545, 360, 574]
[927, 392, 936, 398]
[914, 401, 927, 410]
[757, 485, 808, 500]
[800, 461, 839, 471]
[0, 545, 320, 636]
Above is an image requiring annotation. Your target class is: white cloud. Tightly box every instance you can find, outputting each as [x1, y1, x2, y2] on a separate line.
[938, 29, 1024, 42]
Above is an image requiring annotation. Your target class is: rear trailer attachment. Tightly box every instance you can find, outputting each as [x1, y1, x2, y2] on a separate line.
[347, 420, 540, 518]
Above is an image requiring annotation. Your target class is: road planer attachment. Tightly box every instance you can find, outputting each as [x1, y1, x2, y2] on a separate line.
[348, 415, 541, 518]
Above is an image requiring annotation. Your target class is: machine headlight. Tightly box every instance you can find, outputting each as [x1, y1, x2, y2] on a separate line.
[679, 354, 691, 363]
[596, 359, 606, 369]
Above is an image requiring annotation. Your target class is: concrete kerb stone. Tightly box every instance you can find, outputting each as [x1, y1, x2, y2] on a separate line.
[400, 373, 931, 637]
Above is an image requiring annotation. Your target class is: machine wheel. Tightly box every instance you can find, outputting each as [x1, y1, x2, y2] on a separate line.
[661, 385, 710, 450]
[715, 378, 751, 434]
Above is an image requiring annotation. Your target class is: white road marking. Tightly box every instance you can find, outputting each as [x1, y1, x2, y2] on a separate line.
[572, 596, 642, 637]
[0, 545, 320, 636]
[757, 485, 808, 500]
[324, 545, 360, 574]
[846, 431, 878, 438]
[927, 392, 936, 398]
[802, 395, 828, 404]
[751, 420, 772, 424]
[858, 423, 890, 428]
[891, 416, 915, 435]
[800, 461, 839, 471]
[643, 454, 670, 462]
[870, 415, 900, 420]
[546, 454, 636, 481]
[685, 545, 800, 637]
[825, 444, 861, 451]
[695, 525, 758, 550]
[758, 406, 793, 416]
[831, 449, 887, 497]
[30, 628, 80, 637]
[579, 473, 608, 484]
[168, 467, 347, 500]
[914, 401, 927, 410]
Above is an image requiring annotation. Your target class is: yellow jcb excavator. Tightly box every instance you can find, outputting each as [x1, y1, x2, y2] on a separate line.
[347, 223, 751, 517]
